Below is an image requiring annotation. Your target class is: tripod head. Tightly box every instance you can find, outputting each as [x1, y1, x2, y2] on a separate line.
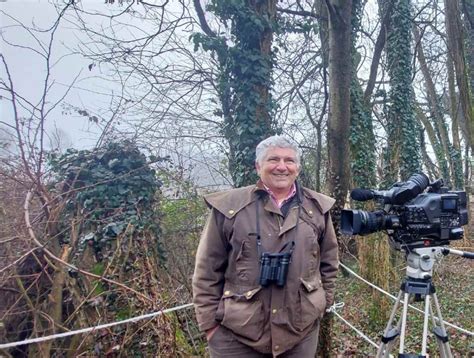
[404, 245, 474, 280]
[405, 247, 439, 280]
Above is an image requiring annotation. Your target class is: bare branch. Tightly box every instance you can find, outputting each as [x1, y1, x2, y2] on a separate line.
[192, 0, 216, 37]
[24, 190, 154, 304]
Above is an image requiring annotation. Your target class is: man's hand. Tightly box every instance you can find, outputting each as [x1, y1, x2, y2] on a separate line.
[205, 325, 220, 341]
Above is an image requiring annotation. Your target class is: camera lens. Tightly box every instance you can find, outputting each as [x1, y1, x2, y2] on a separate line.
[341, 209, 387, 235]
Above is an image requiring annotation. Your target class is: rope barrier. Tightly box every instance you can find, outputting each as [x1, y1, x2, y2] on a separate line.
[1, 262, 471, 351]
[0, 303, 194, 349]
[327, 302, 379, 349]
[339, 262, 474, 336]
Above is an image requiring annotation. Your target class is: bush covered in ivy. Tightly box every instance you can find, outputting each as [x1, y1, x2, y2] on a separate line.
[48, 140, 166, 260]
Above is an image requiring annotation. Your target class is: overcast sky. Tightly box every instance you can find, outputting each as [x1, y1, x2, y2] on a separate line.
[0, 0, 121, 151]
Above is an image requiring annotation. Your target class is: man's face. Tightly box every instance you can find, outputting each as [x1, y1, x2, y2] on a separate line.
[256, 147, 300, 194]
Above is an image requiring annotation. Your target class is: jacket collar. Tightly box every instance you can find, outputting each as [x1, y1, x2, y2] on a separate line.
[204, 181, 335, 220]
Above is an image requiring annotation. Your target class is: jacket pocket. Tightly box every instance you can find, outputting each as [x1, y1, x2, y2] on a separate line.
[220, 286, 264, 341]
[294, 276, 326, 331]
[306, 239, 320, 276]
[234, 238, 257, 282]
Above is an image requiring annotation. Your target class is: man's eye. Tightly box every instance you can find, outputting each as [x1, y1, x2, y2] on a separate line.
[286, 159, 295, 163]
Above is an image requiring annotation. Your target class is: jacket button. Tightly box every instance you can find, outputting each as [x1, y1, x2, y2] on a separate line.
[224, 290, 230, 296]
[228, 210, 235, 215]
[308, 210, 313, 215]
[246, 291, 252, 298]
[307, 284, 313, 290]
[272, 308, 277, 314]
[274, 345, 280, 350]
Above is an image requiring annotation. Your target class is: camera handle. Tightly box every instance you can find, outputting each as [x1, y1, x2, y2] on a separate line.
[440, 247, 474, 259]
[376, 246, 474, 358]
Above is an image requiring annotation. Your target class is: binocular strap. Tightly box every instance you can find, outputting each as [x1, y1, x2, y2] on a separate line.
[250, 196, 300, 259]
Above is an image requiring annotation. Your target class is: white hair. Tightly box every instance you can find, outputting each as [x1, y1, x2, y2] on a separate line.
[255, 135, 301, 167]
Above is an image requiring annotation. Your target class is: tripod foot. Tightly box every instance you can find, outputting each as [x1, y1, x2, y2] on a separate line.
[381, 328, 399, 343]
[433, 327, 449, 343]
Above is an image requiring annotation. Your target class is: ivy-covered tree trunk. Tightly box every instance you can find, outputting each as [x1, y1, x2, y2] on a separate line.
[349, 7, 376, 190]
[228, 0, 276, 187]
[193, 1, 277, 187]
[384, 0, 421, 183]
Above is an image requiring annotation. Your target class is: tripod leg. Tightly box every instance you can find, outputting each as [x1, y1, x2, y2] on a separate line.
[398, 292, 410, 355]
[376, 290, 403, 358]
[421, 294, 431, 356]
[431, 293, 453, 358]
[429, 303, 448, 357]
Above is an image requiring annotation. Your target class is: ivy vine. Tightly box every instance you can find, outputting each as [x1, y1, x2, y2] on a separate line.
[385, 0, 421, 183]
[48, 140, 165, 261]
[350, 0, 377, 194]
[192, 0, 277, 187]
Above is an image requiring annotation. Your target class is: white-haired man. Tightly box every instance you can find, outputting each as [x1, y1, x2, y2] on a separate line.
[193, 135, 339, 357]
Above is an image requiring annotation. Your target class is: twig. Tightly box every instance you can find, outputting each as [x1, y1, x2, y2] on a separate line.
[24, 190, 153, 303]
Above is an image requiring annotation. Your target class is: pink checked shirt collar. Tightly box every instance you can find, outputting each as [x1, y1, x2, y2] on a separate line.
[262, 182, 296, 208]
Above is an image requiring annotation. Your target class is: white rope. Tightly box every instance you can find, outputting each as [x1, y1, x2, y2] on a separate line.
[1, 262, 471, 351]
[0, 303, 194, 349]
[327, 302, 379, 349]
[339, 262, 474, 336]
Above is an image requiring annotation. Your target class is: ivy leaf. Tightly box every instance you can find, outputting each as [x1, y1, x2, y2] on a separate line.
[108, 158, 120, 169]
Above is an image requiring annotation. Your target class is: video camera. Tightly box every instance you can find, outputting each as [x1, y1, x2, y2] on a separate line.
[341, 173, 469, 249]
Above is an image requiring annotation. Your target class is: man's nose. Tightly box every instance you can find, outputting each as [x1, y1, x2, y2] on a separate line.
[275, 160, 287, 170]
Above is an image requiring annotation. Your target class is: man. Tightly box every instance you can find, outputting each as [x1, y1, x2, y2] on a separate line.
[192, 135, 338, 357]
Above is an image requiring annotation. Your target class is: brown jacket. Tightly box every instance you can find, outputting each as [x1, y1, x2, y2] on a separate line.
[192, 183, 338, 356]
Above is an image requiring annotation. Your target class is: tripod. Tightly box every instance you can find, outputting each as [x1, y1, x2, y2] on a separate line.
[376, 246, 472, 358]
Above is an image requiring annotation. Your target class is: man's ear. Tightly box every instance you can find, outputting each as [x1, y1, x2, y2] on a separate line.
[255, 162, 261, 175]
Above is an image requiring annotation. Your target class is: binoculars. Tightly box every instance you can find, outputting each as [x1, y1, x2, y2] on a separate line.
[259, 252, 291, 287]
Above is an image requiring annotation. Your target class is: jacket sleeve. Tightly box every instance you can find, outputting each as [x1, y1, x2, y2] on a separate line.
[319, 213, 339, 307]
[192, 208, 228, 332]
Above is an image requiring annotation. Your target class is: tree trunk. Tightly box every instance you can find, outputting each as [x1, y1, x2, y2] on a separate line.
[321, 0, 352, 355]
[326, 0, 352, 210]
[316, 0, 329, 193]
[447, 44, 466, 189]
[364, 2, 393, 105]
[419, 126, 438, 179]
[415, 106, 446, 180]
[413, 26, 452, 184]
[384, 0, 421, 183]
[445, 0, 474, 153]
